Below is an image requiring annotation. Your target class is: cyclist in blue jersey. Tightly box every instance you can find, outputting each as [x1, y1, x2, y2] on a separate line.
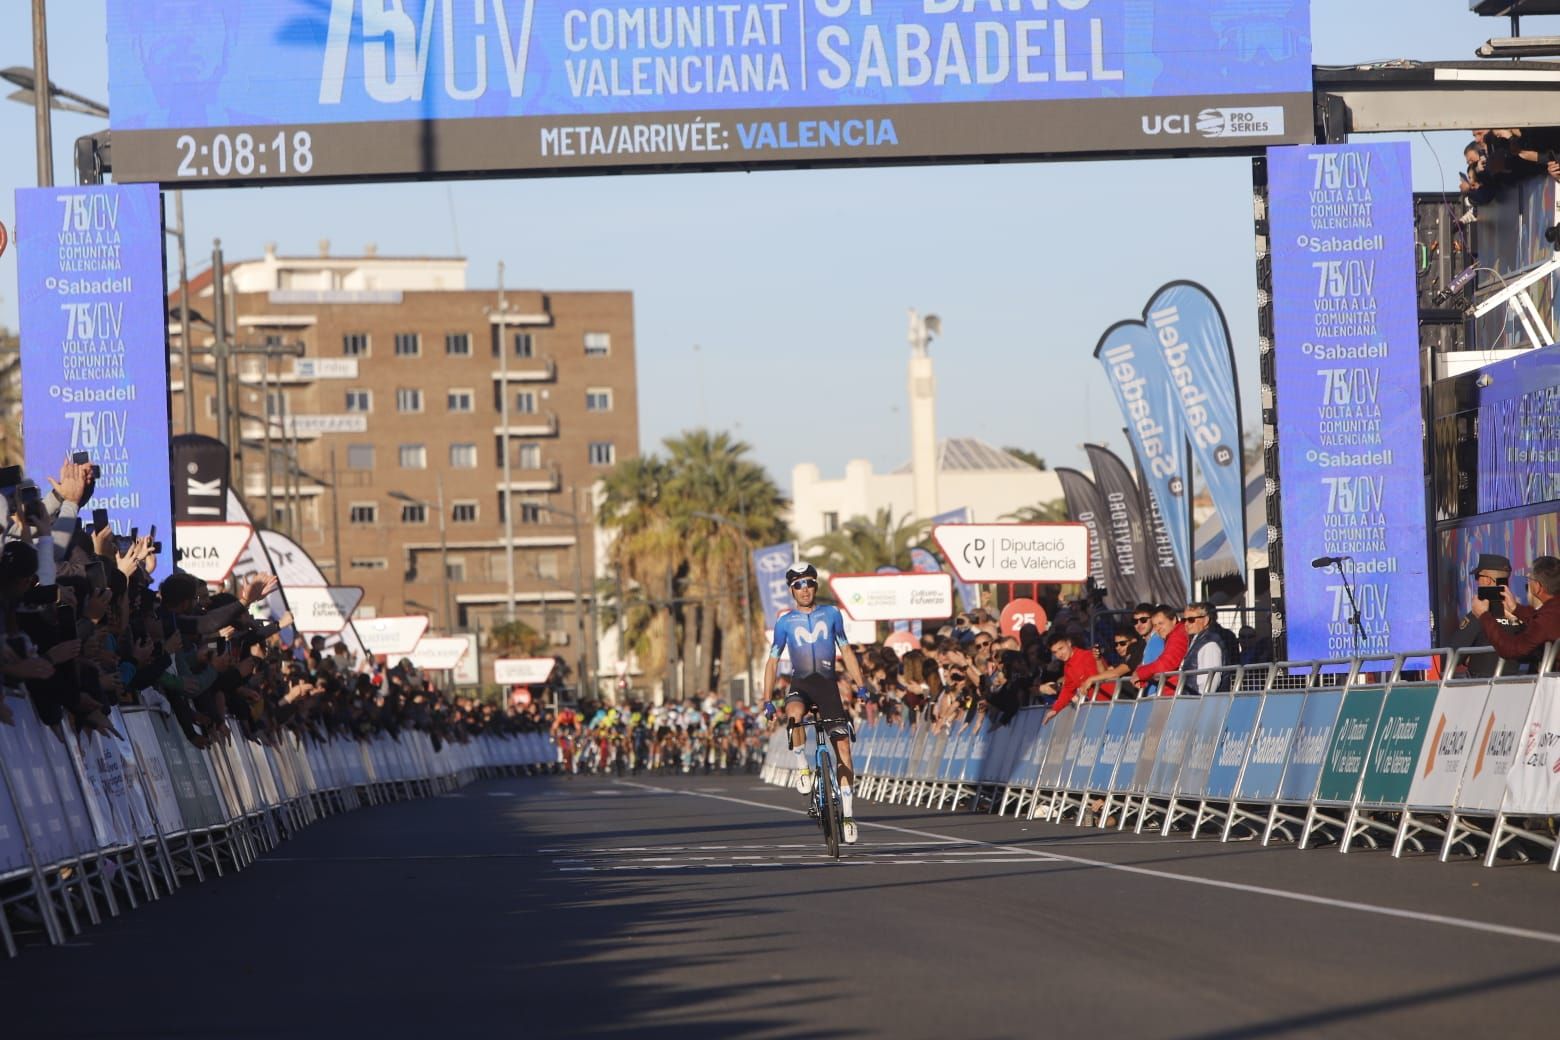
[762, 563, 868, 844]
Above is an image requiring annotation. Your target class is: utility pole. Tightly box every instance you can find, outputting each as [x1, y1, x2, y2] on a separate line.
[496, 263, 517, 623]
[171, 193, 194, 432]
[569, 488, 588, 700]
[665, 569, 679, 704]
[437, 473, 453, 632]
[262, 355, 275, 527]
[329, 448, 344, 584]
[30, 0, 52, 186]
[211, 241, 231, 464]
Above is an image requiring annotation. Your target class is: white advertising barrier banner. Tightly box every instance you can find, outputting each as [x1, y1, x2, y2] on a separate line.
[1503, 676, 1560, 814]
[1405, 683, 1493, 809]
[288, 586, 366, 635]
[495, 658, 558, 686]
[357, 615, 431, 657]
[0, 699, 72, 870]
[409, 636, 472, 672]
[120, 711, 186, 835]
[451, 632, 481, 686]
[104, 709, 161, 840]
[932, 523, 1091, 584]
[828, 573, 954, 622]
[173, 522, 254, 584]
[72, 728, 140, 848]
[1458, 682, 1536, 812]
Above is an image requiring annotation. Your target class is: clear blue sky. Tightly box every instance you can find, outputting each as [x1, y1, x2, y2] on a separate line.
[2, 2, 1555, 492]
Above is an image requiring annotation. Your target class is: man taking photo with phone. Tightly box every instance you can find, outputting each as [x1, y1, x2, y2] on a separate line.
[1446, 553, 1510, 677]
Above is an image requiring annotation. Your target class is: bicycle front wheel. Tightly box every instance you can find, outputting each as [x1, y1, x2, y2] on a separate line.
[817, 762, 840, 859]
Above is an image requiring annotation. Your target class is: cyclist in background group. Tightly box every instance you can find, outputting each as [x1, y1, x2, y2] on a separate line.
[762, 562, 869, 844]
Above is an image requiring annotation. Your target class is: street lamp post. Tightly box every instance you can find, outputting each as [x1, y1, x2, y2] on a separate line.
[30, 1, 52, 186]
[494, 264, 517, 625]
[389, 478, 453, 633]
[536, 495, 594, 701]
[692, 511, 757, 702]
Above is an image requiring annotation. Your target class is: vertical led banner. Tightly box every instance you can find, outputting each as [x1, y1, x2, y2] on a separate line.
[15, 185, 174, 584]
[1267, 143, 1430, 661]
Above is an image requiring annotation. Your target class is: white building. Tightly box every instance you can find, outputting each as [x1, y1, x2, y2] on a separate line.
[789, 437, 1064, 544]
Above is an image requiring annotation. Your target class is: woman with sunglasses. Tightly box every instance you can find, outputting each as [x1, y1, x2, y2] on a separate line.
[762, 562, 869, 844]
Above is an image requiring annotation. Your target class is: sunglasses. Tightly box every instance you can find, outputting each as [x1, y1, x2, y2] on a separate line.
[1114, 640, 1130, 647]
[974, 639, 992, 647]
[1183, 614, 1207, 621]
[1133, 617, 1150, 624]
[789, 579, 817, 590]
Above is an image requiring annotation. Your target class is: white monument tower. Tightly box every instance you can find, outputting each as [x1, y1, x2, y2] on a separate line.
[907, 309, 941, 523]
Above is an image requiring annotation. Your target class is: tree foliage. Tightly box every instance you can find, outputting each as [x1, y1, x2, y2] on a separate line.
[802, 507, 930, 576]
[598, 429, 788, 699]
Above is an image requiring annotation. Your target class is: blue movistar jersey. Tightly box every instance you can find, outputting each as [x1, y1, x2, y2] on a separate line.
[769, 604, 848, 678]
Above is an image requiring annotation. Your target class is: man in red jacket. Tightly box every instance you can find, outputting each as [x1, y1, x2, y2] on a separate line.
[1135, 606, 1189, 695]
[1041, 632, 1105, 723]
[1472, 555, 1560, 669]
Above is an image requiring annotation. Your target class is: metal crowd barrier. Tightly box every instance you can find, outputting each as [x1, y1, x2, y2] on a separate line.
[0, 694, 557, 958]
[760, 643, 1560, 873]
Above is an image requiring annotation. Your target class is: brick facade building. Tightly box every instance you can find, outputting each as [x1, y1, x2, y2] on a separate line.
[172, 248, 637, 671]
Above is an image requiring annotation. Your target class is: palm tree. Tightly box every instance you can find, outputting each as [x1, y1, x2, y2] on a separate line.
[663, 430, 787, 696]
[598, 455, 680, 690]
[803, 507, 930, 576]
[597, 430, 787, 699]
[1001, 499, 1069, 523]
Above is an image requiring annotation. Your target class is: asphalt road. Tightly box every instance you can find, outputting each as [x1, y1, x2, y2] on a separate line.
[8, 772, 1560, 1039]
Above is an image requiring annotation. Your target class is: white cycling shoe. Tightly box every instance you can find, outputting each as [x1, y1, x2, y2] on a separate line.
[796, 769, 815, 795]
[842, 818, 859, 844]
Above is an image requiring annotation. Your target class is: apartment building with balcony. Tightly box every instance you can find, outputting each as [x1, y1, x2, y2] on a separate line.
[170, 246, 637, 660]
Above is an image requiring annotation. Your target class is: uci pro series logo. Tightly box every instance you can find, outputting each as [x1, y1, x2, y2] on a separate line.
[1142, 107, 1285, 139]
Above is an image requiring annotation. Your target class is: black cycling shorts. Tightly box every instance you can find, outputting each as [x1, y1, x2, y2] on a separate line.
[786, 674, 849, 732]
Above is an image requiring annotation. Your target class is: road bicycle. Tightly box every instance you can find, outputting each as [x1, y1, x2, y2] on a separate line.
[791, 713, 854, 859]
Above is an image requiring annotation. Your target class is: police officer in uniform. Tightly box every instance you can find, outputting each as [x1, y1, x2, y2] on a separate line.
[1445, 553, 1511, 677]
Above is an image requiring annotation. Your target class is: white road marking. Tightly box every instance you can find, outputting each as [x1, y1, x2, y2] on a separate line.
[614, 781, 1560, 948]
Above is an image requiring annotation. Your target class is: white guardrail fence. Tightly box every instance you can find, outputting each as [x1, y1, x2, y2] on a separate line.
[761, 645, 1560, 872]
[0, 696, 555, 958]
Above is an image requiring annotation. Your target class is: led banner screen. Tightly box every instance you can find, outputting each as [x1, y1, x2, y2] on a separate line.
[15, 184, 174, 584]
[106, 0, 1313, 185]
[1267, 143, 1430, 662]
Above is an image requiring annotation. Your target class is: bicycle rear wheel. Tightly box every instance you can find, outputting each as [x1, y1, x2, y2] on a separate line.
[817, 761, 840, 859]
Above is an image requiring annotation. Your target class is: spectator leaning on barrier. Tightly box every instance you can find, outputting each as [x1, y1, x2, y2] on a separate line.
[1471, 555, 1560, 671]
[1134, 606, 1188, 696]
[1182, 602, 1238, 694]
[1095, 626, 1145, 699]
[1040, 631, 1101, 723]
[1446, 553, 1511, 678]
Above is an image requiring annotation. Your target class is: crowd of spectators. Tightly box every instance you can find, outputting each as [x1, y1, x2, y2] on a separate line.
[1, 457, 545, 755]
[776, 597, 1273, 735]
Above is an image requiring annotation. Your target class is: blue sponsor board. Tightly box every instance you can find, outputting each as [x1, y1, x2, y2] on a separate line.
[1267, 143, 1431, 663]
[1113, 700, 1156, 792]
[106, 1, 1312, 183]
[1146, 697, 1201, 796]
[15, 185, 174, 585]
[1203, 695, 1262, 800]
[1276, 688, 1345, 802]
[1235, 692, 1305, 801]
[1089, 701, 1137, 791]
